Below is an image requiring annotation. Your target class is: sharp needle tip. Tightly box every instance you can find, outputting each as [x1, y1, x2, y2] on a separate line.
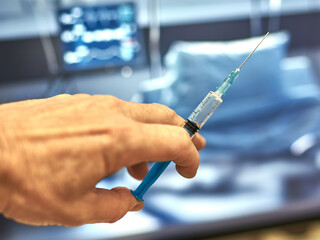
[238, 32, 270, 70]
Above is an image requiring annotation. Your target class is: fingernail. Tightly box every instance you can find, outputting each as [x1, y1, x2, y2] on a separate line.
[130, 201, 144, 212]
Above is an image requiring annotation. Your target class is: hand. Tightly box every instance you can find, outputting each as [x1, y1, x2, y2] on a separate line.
[0, 94, 206, 226]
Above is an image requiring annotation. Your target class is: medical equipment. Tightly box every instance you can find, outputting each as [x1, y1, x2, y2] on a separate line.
[57, 2, 144, 72]
[131, 32, 270, 202]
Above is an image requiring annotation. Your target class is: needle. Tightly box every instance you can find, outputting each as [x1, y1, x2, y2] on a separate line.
[237, 32, 270, 70]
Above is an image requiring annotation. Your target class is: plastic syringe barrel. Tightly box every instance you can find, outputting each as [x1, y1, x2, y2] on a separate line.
[130, 162, 170, 202]
[130, 121, 198, 202]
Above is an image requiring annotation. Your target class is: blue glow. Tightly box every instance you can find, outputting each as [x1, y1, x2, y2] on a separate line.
[57, 3, 144, 71]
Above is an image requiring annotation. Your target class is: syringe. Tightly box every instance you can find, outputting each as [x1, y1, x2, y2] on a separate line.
[130, 32, 269, 202]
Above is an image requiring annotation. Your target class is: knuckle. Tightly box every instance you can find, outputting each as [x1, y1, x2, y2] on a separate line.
[48, 94, 71, 100]
[84, 95, 124, 114]
[152, 103, 178, 120]
[94, 95, 122, 108]
[93, 94, 116, 101]
[171, 128, 192, 159]
[72, 93, 89, 98]
[57, 93, 71, 97]
[112, 122, 134, 143]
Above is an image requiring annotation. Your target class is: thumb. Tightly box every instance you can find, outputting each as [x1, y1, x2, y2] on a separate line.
[65, 187, 144, 226]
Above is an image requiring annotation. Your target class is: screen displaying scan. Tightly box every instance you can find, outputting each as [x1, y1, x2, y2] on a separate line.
[57, 2, 144, 71]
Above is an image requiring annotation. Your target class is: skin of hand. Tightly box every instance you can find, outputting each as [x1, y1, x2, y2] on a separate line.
[0, 94, 206, 227]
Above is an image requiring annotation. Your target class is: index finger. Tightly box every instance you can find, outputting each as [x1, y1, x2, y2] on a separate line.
[119, 101, 206, 150]
[120, 101, 184, 125]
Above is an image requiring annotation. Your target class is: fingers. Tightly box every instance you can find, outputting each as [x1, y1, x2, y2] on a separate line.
[127, 163, 149, 180]
[192, 133, 206, 151]
[125, 123, 200, 178]
[119, 101, 207, 150]
[119, 101, 185, 126]
[47, 94, 72, 100]
[127, 134, 205, 181]
[0, 94, 71, 111]
[64, 187, 144, 226]
[126, 134, 205, 181]
[64, 95, 205, 152]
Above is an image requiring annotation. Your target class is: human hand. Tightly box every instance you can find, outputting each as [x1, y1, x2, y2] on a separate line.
[0, 94, 205, 226]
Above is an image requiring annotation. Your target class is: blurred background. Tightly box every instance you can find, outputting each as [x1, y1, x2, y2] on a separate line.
[2, 0, 320, 239]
